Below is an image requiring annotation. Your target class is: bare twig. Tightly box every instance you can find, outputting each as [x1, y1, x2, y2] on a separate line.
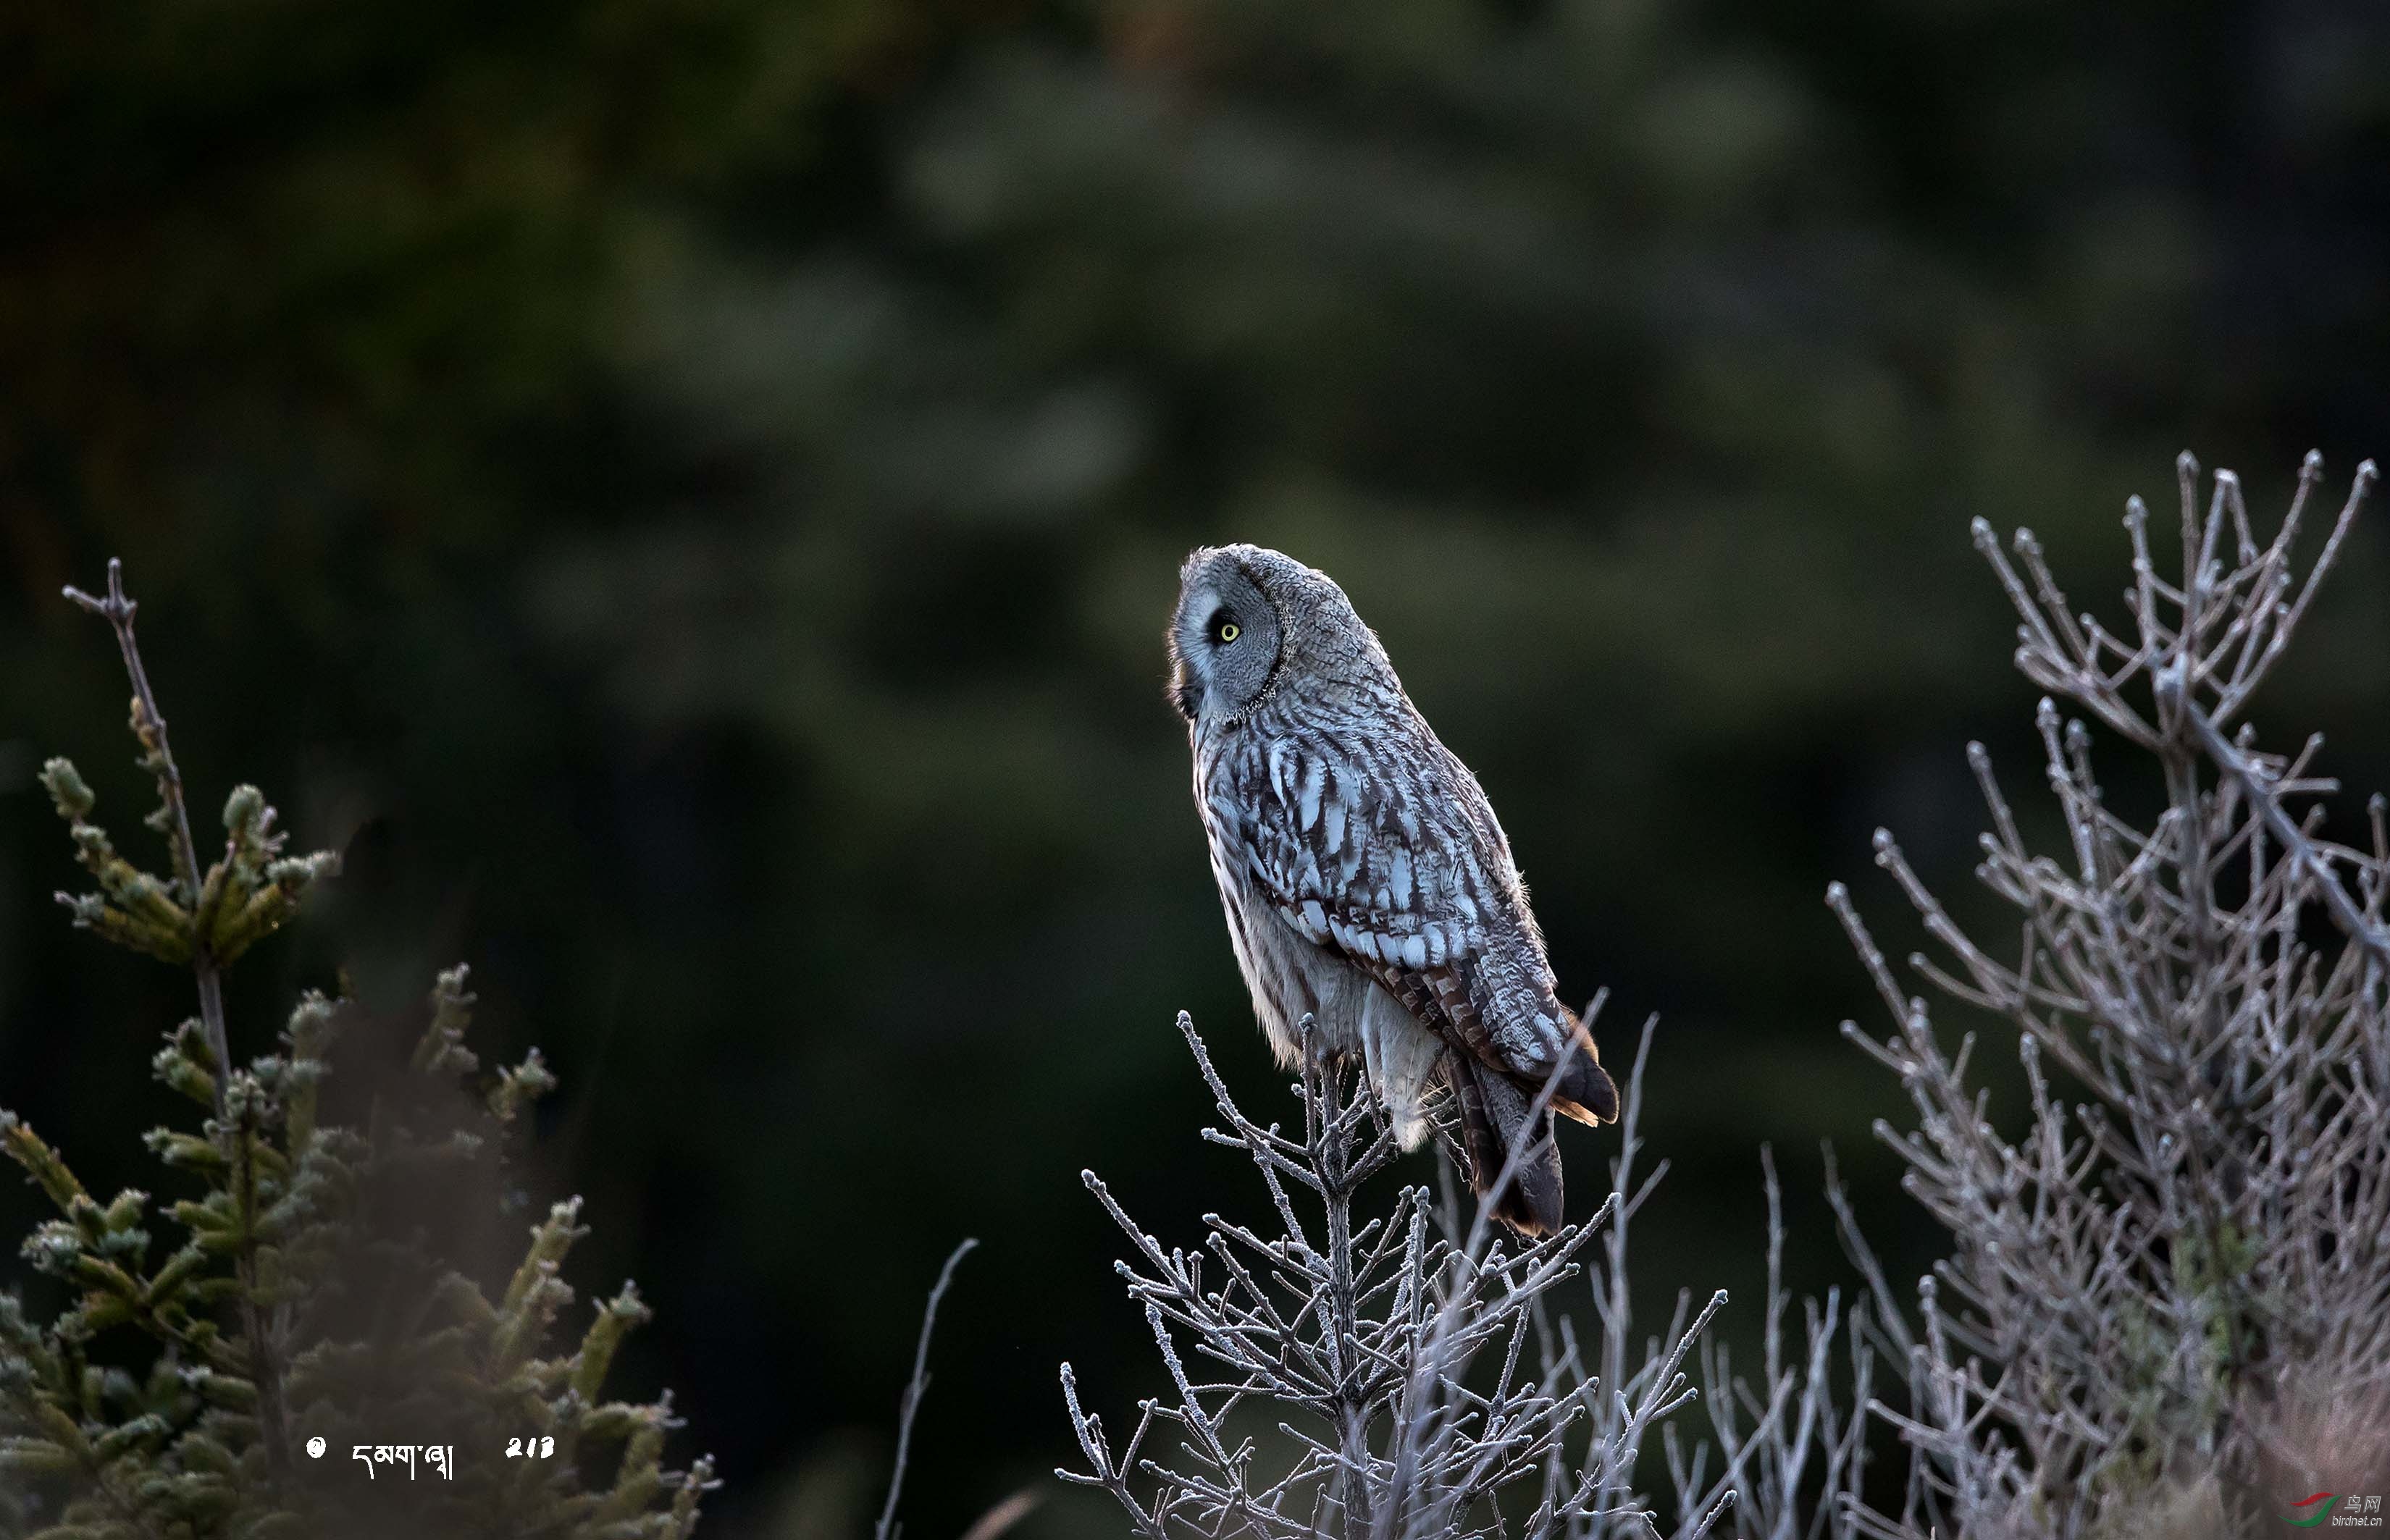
[955, 1488, 1044, 1540]
[876, 1236, 979, 1540]
[2181, 690, 2390, 966]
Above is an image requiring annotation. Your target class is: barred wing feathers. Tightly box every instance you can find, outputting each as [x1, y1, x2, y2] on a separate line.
[1224, 725, 1617, 1125]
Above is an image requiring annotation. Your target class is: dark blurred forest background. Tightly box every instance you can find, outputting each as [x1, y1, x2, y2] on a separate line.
[7, 0, 2390, 1533]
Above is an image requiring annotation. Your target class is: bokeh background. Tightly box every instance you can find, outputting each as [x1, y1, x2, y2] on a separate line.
[7, 0, 2390, 1533]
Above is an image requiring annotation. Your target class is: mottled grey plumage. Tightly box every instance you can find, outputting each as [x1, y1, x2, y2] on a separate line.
[1167, 544, 1616, 1234]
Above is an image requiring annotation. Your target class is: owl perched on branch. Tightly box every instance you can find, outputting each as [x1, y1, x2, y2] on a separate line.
[1167, 544, 1616, 1234]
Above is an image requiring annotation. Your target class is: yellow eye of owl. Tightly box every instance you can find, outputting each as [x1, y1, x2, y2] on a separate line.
[1216, 620, 1241, 644]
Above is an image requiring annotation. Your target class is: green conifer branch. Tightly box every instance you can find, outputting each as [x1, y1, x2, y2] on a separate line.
[3, 568, 713, 1536]
[0, 1114, 91, 1211]
[53, 562, 303, 1481]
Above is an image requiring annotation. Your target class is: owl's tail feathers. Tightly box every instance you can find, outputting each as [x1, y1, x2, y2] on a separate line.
[1551, 1001, 1620, 1127]
[1451, 1057, 1565, 1237]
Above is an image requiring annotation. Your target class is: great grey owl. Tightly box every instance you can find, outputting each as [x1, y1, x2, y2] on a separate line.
[1167, 544, 1617, 1234]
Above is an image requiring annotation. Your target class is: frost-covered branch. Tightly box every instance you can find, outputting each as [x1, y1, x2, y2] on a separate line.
[1836, 452, 2390, 1534]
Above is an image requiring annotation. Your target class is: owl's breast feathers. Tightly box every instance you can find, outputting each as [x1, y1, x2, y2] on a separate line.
[1207, 706, 1617, 1127]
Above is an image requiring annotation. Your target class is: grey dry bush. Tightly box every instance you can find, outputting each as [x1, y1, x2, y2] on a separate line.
[1059, 1012, 1868, 1540]
[1831, 450, 2390, 1534]
[0, 563, 713, 1539]
[1062, 453, 2390, 1538]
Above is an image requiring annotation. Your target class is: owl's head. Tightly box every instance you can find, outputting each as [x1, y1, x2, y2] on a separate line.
[1168, 544, 1380, 726]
